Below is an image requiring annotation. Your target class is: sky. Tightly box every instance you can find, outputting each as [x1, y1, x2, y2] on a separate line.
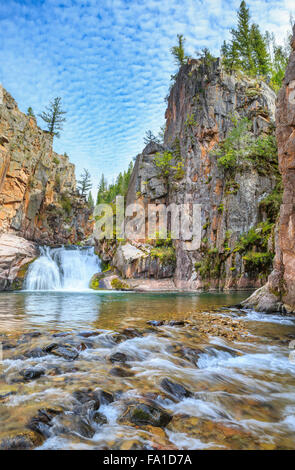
[0, 0, 293, 195]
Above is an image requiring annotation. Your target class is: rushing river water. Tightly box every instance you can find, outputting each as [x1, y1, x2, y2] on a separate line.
[0, 248, 295, 450]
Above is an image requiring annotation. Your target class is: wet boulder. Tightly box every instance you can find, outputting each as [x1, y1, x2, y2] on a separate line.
[119, 399, 172, 428]
[56, 413, 96, 439]
[147, 320, 165, 326]
[20, 368, 45, 381]
[72, 388, 101, 409]
[24, 347, 47, 358]
[179, 347, 203, 366]
[27, 408, 63, 438]
[110, 367, 135, 377]
[95, 389, 114, 405]
[50, 344, 79, 360]
[109, 352, 130, 363]
[92, 411, 107, 425]
[160, 378, 193, 400]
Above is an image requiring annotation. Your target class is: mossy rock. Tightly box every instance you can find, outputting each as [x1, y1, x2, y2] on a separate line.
[110, 278, 130, 291]
[89, 273, 105, 290]
[11, 258, 37, 291]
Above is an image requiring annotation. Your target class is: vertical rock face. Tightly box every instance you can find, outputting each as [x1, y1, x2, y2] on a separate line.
[0, 86, 93, 290]
[244, 27, 295, 312]
[108, 59, 278, 289]
[275, 27, 295, 309]
[0, 85, 92, 245]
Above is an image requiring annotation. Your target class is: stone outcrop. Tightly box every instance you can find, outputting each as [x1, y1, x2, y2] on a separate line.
[0, 85, 92, 245]
[243, 26, 295, 313]
[0, 233, 38, 290]
[0, 85, 93, 290]
[98, 58, 278, 290]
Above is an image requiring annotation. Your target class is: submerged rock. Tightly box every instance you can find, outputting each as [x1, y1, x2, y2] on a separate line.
[20, 368, 45, 381]
[56, 414, 96, 439]
[92, 411, 107, 425]
[110, 367, 135, 377]
[119, 399, 172, 428]
[45, 343, 79, 360]
[27, 408, 62, 438]
[160, 378, 193, 400]
[24, 347, 47, 358]
[109, 352, 130, 363]
[72, 388, 100, 408]
[0, 431, 42, 450]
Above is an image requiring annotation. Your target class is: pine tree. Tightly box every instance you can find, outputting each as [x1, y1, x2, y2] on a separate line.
[96, 174, 108, 204]
[88, 191, 94, 209]
[143, 130, 160, 146]
[231, 1, 254, 73]
[250, 24, 271, 76]
[78, 169, 92, 196]
[171, 34, 188, 68]
[39, 97, 66, 138]
[221, 40, 240, 72]
[27, 107, 35, 118]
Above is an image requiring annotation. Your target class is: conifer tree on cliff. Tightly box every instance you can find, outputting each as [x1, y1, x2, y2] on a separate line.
[27, 107, 35, 118]
[231, 1, 253, 73]
[39, 97, 66, 138]
[250, 24, 271, 76]
[221, 1, 272, 78]
[78, 169, 92, 197]
[171, 34, 188, 67]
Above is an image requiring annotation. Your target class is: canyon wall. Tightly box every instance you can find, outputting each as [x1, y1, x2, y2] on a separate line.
[0, 85, 93, 289]
[98, 58, 279, 290]
[243, 26, 295, 312]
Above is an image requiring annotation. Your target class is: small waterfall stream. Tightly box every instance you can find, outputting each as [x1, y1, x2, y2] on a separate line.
[25, 246, 100, 291]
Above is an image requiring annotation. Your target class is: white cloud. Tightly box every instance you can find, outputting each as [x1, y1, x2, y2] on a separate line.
[0, 0, 292, 196]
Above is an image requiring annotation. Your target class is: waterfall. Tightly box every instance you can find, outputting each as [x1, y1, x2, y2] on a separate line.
[24, 246, 100, 291]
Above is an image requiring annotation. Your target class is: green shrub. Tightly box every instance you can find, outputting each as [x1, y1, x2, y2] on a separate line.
[111, 278, 130, 290]
[151, 246, 176, 266]
[61, 194, 72, 215]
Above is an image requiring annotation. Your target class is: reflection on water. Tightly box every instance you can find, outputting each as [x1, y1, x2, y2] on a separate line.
[0, 291, 251, 332]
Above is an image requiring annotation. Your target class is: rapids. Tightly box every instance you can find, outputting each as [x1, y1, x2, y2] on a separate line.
[1, 289, 295, 450]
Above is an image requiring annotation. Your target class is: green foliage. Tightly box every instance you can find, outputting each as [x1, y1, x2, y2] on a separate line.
[213, 117, 278, 176]
[111, 278, 130, 290]
[39, 97, 66, 138]
[214, 117, 252, 171]
[144, 130, 160, 146]
[171, 34, 188, 68]
[77, 168, 92, 196]
[27, 107, 35, 118]
[234, 220, 273, 253]
[88, 191, 94, 209]
[195, 251, 224, 280]
[96, 161, 133, 205]
[242, 251, 274, 274]
[150, 246, 176, 266]
[154, 151, 174, 180]
[185, 113, 197, 129]
[221, 1, 290, 88]
[61, 194, 72, 216]
[196, 48, 217, 68]
[259, 182, 282, 222]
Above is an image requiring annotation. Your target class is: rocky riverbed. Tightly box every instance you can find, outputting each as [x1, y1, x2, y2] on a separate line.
[1, 291, 295, 450]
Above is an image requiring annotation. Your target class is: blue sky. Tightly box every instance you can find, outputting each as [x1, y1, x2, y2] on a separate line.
[0, 0, 293, 194]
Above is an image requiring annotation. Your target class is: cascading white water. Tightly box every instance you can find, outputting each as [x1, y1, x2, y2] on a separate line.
[24, 246, 100, 291]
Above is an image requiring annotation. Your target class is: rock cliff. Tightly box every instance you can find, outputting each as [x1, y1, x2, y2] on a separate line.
[97, 58, 279, 291]
[0, 85, 93, 289]
[243, 26, 295, 312]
